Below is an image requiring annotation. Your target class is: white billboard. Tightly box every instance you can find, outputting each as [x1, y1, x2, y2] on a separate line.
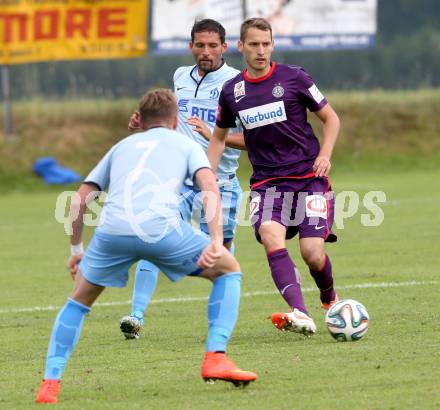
[151, 0, 377, 54]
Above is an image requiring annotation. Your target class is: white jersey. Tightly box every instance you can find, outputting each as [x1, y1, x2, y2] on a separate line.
[84, 128, 210, 239]
[173, 61, 241, 180]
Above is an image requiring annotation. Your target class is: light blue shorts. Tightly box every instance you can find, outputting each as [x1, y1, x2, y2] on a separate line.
[79, 222, 210, 288]
[179, 177, 242, 241]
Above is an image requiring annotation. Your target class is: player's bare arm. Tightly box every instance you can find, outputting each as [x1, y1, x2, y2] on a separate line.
[313, 103, 341, 177]
[68, 183, 100, 279]
[224, 132, 246, 150]
[207, 126, 229, 173]
[194, 167, 224, 269]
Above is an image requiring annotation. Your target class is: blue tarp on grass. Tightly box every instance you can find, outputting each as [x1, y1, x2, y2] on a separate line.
[33, 157, 81, 185]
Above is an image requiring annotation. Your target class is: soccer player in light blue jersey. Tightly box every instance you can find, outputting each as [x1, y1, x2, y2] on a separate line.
[121, 19, 246, 339]
[35, 89, 256, 404]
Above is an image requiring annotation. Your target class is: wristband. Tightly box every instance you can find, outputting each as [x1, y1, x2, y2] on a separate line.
[71, 242, 84, 256]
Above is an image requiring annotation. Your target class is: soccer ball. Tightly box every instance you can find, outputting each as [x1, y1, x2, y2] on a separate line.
[325, 299, 369, 342]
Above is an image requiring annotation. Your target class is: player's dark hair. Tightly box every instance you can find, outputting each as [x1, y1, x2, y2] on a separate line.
[138, 89, 177, 128]
[240, 17, 272, 42]
[191, 19, 226, 43]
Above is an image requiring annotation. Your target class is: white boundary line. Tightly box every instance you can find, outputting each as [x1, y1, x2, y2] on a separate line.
[0, 280, 436, 314]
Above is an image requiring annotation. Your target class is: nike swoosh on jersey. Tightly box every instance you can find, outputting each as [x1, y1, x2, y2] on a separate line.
[235, 95, 246, 103]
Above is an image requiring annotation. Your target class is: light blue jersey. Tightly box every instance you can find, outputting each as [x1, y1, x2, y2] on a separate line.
[124, 63, 244, 322]
[174, 61, 241, 180]
[84, 127, 210, 240]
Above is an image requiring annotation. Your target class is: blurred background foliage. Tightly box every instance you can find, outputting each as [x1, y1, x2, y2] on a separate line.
[2, 0, 439, 191]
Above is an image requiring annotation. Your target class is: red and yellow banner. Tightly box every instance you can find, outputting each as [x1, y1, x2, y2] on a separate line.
[0, 0, 148, 65]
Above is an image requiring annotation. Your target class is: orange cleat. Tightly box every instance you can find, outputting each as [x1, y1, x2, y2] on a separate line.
[322, 295, 339, 311]
[35, 379, 61, 404]
[271, 308, 317, 335]
[201, 352, 257, 387]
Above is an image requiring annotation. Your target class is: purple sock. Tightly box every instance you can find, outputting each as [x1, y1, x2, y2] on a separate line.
[267, 248, 308, 314]
[309, 255, 336, 304]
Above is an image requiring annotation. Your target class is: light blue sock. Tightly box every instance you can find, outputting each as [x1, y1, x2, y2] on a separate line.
[206, 272, 242, 352]
[131, 260, 159, 322]
[229, 241, 235, 256]
[44, 298, 91, 380]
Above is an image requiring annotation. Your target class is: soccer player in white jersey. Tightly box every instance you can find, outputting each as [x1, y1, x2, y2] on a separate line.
[35, 89, 256, 404]
[120, 19, 245, 339]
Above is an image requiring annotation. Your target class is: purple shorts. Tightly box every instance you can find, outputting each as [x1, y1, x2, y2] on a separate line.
[250, 177, 337, 243]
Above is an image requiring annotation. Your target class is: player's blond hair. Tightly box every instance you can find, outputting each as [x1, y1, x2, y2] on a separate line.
[138, 88, 177, 128]
[240, 17, 272, 42]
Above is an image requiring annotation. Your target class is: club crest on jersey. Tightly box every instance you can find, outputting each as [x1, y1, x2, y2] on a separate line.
[210, 88, 220, 99]
[272, 84, 284, 98]
[234, 81, 246, 102]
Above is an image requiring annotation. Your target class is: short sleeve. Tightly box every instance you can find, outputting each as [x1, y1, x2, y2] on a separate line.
[297, 68, 328, 112]
[187, 142, 211, 181]
[84, 147, 115, 191]
[215, 89, 237, 129]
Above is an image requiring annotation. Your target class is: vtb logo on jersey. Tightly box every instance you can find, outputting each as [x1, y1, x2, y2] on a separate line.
[238, 101, 287, 130]
[234, 80, 246, 102]
[178, 99, 189, 112]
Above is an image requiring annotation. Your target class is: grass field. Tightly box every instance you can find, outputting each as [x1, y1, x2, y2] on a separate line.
[1, 168, 439, 409]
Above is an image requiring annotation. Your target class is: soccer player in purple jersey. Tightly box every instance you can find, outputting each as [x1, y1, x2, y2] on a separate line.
[208, 18, 341, 335]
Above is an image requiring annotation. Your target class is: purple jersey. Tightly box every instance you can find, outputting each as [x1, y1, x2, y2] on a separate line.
[216, 63, 327, 185]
